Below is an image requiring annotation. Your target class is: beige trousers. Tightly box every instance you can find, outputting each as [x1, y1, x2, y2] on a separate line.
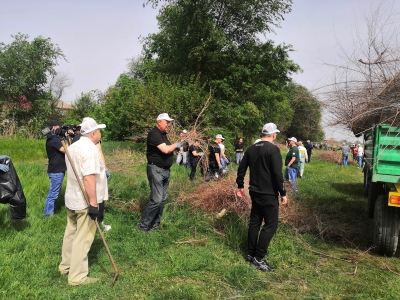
[59, 208, 96, 285]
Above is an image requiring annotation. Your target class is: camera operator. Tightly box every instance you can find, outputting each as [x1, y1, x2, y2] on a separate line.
[71, 125, 81, 143]
[44, 120, 67, 217]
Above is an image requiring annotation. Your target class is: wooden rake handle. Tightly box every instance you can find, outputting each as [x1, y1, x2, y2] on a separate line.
[61, 140, 119, 286]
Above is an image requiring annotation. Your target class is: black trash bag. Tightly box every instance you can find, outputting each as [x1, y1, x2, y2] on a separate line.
[0, 157, 27, 221]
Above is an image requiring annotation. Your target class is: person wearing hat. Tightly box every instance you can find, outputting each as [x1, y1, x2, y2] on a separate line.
[44, 120, 67, 217]
[218, 135, 229, 176]
[138, 113, 184, 232]
[205, 134, 224, 182]
[71, 118, 111, 231]
[236, 122, 287, 272]
[285, 137, 300, 194]
[59, 117, 107, 286]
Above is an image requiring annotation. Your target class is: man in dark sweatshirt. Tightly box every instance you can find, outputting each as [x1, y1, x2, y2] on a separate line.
[236, 123, 287, 273]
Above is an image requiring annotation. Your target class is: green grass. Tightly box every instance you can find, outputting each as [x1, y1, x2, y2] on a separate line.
[1, 141, 400, 299]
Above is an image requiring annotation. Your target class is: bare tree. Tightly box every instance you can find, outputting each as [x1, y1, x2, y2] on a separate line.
[47, 71, 73, 100]
[323, 0, 400, 136]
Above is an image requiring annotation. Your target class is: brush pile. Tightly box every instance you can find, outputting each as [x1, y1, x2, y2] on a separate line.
[183, 172, 252, 216]
[350, 76, 400, 136]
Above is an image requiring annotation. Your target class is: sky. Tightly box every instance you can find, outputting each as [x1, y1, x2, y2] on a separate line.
[1, 0, 399, 141]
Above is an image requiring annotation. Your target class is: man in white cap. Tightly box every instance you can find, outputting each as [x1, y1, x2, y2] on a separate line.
[205, 134, 224, 182]
[138, 113, 185, 232]
[236, 122, 287, 272]
[285, 137, 300, 194]
[59, 117, 107, 286]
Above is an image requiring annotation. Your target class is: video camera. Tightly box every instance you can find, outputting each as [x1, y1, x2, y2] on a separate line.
[41, 124, 81, 139]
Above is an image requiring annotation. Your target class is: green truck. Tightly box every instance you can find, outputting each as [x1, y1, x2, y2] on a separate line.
[364, 124, 400, 256]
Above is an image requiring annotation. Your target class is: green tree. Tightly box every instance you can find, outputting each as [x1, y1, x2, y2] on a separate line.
[100, 74, 209, 140]
[285, 83, 324, 141]
[0, 33, 65, 127]
[141, 0, 299, 141]
[67, 91, 101, 123]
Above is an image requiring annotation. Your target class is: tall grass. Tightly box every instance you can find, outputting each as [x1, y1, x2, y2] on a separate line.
[0, 141, 400, 299]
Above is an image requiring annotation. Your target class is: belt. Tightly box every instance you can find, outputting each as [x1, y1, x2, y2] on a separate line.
[148, 162, 170, 170]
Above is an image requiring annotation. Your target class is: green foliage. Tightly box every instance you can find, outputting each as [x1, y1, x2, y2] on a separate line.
[100, 74, 209, 140]
[285, 83, 324, 141]
[0, 33, 65, 124]
[66, 91, 101, 123]
[140, 0, 302, 141]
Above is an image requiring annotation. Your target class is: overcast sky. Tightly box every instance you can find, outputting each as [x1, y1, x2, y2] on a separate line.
[1, 0, 399, 141]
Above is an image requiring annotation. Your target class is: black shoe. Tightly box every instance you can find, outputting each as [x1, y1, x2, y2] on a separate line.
[251, 257, 275, 272]
[137, 224, 149, 233]
[246, 255, 253, 263]
[151, 224, 163, 231]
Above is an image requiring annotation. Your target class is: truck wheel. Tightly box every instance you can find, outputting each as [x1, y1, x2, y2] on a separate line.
[367, 182, 384, 218]
[373, 195, 400, 257]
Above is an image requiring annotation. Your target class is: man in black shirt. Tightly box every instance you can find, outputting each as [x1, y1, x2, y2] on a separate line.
[188, 139, 203, 181]
[236, 123, 287, 272]
[138, 113, 183, 232]
[44, 120, 66, 217]
[205, 134, 223, 182]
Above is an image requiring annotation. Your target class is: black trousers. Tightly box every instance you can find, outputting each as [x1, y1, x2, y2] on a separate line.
[307, 150, 312, 162]
[248, 191, 279, 260]
[189, 157, 200, 180]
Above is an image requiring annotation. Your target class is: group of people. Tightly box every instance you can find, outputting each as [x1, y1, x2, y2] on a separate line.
[340, 143, 364, 168]
[174, 131, 247, 182]
[0, 112, 330, 284]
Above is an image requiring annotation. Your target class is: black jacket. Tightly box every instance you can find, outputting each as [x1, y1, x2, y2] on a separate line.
[236, 141, 286, 196]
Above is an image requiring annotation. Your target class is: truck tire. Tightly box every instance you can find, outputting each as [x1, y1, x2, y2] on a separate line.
[373, 195, 400, 257]
[367, 182, 384, 218]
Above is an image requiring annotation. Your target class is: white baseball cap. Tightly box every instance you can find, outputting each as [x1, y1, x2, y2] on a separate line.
[182, 129, 187, 133]
[216, 134, 225, 140]
[288, 137, 297, 143]
[261, 123, 280, 134]
[80, 117, 106, 135]
[156, 113, 174, 121]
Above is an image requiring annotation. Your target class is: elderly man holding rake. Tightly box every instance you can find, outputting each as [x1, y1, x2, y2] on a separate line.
[58, 117, 108, 286]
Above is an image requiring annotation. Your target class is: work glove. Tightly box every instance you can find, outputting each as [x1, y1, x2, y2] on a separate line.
[0, 164, 9, 172]
[218, 164, 223, 170]
[97, 202, 105, 223]
[88, 205, 99, 220]
[175, 143, 182, 149]
[105, 170, 111, 181]
[0, 155, 10, 160]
